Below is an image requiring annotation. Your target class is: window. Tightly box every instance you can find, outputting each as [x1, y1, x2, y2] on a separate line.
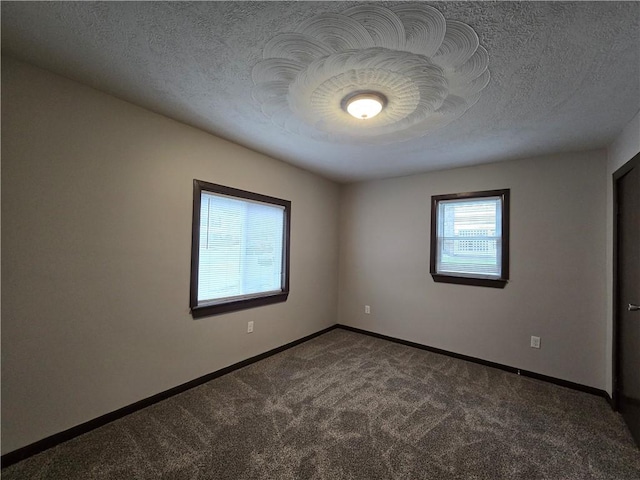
[190, 180, 290, 318]
[430, 189, 509, 288]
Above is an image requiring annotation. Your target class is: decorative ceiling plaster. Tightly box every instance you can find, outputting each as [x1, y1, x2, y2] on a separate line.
[252, 4, 490, 144]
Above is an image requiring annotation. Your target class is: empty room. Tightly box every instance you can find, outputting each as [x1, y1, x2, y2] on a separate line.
[1, 2, 639, 479]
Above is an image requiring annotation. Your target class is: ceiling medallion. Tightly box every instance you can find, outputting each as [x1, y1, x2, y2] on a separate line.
[252, 4, 490, 144]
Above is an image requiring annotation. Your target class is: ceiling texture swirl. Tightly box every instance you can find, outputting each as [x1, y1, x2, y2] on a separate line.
[252, 4, 490, 144]
[1, 1, 639, 181]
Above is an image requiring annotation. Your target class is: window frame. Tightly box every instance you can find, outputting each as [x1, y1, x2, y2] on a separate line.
[430, 189, 510, 288]
[190, 179, 291, 318]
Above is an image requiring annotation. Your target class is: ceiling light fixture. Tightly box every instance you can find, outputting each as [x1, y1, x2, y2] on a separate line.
[344, 92, 386, 120]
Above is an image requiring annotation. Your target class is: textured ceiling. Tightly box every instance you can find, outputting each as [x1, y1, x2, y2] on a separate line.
[252, 4, 492, 144]
[2, 1, 639, 182]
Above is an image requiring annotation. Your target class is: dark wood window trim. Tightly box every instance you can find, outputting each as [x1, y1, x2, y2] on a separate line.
[430, 189, 510, 288]
[190, 180, 291, 318]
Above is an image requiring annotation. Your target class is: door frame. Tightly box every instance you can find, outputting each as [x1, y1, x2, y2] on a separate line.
[612, 151, 640, 410]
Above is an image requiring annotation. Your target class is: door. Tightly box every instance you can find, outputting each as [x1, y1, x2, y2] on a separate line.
[615, 152, 640, 446]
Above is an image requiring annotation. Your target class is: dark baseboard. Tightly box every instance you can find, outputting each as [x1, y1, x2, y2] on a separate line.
[336, 324, 612, 402]
[1, 324, 338, 469]
[2, 322, 613, 468]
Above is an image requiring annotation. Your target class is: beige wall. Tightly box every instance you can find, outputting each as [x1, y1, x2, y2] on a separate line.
[338, 151, 608, 390]
[605, 110, 640, 395]
[1, 58, 340, 454]
[1, 54, 623, 456]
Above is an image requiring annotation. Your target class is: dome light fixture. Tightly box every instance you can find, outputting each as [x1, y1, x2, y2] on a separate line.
[343, 92, 386, 120]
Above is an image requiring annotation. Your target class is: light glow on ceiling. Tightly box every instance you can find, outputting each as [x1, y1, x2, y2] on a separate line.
[253, 4, 490, 144]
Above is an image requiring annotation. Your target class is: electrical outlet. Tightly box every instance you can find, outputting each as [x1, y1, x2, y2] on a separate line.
[530, 336, 541, 349]
[364, 305, 371, 314]
[247, 321, 254, 333]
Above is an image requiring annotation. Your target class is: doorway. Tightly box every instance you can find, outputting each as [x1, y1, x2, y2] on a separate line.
[613, 151, 640, 446]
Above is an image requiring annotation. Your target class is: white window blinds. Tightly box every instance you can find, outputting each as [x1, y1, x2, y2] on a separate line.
[198, 191, 285, 304]
[436, 196, 502, 278]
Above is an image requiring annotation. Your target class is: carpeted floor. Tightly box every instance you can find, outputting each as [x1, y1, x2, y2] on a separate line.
[3, 328, 640, 479]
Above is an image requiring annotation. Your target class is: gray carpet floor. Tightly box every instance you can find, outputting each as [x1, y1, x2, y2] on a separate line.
[3, 328, 640, 479]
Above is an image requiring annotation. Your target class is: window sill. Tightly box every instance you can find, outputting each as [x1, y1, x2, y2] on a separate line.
[191, 292, 289, 318]
[430, 273, 508, 289]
